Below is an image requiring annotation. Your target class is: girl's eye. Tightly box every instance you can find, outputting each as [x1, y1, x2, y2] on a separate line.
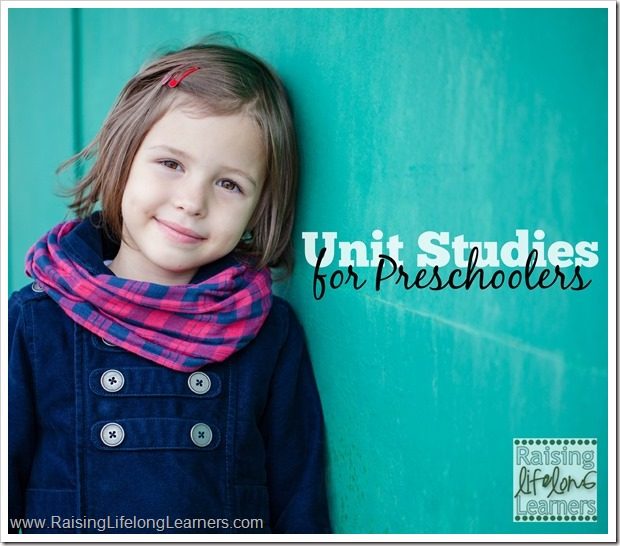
[217, 179, 242, 193]
[159, 159, 183, 171]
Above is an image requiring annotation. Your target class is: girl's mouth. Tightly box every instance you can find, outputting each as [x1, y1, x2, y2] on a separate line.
[155, 218, 205, 244]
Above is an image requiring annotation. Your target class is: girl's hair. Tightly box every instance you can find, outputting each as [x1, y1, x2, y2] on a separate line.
[62, 39, 298, 274]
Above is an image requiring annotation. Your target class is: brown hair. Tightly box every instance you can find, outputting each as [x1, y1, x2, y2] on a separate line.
[62, 39, 298, 274]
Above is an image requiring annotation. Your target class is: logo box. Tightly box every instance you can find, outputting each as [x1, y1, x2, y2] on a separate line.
[513, 438, 597, 522]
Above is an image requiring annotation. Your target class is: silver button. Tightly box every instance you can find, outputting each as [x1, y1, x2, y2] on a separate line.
[101, 369, 124, 393]
[31, 281, 44, 292]
[188, 371, 211, 395]
[101, 337, 116, 347]
[100, 423, 124, 447]
[190, 423, 212, 447]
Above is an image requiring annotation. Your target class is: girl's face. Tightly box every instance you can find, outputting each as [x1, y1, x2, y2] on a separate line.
[109, 104, 266, 285]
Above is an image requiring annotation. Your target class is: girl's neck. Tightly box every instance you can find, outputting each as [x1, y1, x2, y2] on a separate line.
[108, 248, 196, 286]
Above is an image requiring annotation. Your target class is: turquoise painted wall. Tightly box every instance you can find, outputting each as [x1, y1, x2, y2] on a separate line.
[8, 8, 609, 534]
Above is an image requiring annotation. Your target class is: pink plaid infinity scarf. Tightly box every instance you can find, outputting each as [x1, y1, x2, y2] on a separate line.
[25, 219, 272, 372]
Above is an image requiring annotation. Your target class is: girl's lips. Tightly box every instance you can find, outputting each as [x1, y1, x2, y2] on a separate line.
[155, 218, 205, 244]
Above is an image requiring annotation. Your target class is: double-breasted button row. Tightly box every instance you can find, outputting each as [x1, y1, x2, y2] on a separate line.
[99, 422, 213, 448]
[98, 369, 212, 395]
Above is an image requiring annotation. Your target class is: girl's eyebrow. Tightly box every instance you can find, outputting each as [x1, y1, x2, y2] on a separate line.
[148, 145, 258, 187]
[148, 145, 193, 162]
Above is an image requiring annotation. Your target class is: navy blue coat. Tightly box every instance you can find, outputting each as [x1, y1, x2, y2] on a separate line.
[8, 217, 331, 534]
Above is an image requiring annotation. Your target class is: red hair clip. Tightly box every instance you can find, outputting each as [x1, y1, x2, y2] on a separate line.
[161, 66, 200, 88]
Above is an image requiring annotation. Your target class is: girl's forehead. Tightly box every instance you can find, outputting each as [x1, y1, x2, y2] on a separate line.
[151, 98, 261, 139]
[157, 98, 265, 144]
[164, 92, 254, 119]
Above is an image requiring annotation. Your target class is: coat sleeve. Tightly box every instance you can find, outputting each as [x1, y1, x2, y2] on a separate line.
[259, 305, 331, 533]
[8, 291, 38, 532]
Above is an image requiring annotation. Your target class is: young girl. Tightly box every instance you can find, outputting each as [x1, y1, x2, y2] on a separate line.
[9, 41, 331, 534]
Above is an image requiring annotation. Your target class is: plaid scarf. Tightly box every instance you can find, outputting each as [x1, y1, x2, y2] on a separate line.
[25, 218, 272, 372]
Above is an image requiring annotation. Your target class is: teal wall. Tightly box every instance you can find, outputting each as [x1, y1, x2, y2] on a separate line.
[8, 8, 609, 534]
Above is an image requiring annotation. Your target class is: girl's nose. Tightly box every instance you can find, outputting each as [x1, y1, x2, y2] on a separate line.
[173, 181, 208, 217]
